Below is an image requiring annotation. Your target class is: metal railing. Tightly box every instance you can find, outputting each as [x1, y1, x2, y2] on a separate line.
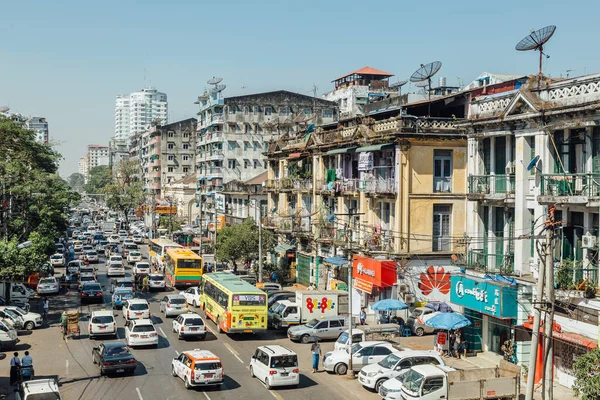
[293, 179, 313, 191]
[556, 265, 598, 290]
[468, 174, 516, 195]
[467, 249, 515, 274]
[540, 173, 600, 196]
[316, 178, 396, 194]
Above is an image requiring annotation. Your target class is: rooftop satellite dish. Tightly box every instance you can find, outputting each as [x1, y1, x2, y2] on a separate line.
[389, 79, 408, 99]
[0, 106, 9, 113]
[410, 61, 442, 115]
[214, 84, 226, 93]
[515, 25, 556, 75]
[207, 77, 223, 85]
[526, 155, 541, 171]
[415, 81, 430, 88]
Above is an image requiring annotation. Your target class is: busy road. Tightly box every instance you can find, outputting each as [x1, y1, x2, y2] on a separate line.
[19, 242, 380, 400]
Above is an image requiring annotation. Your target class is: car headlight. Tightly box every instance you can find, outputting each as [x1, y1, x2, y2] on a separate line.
[367, 371, 378, 377]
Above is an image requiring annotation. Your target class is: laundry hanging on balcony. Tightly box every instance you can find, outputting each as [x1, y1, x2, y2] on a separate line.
[358, 152, 374, 171]
[326, 169, 337, 183]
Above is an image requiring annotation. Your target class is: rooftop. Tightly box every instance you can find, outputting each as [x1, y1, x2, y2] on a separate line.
[245, 171, 268, 185]
[334, 66, 394, 82]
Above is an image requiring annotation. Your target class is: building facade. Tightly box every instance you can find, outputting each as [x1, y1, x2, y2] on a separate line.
[108, 136, 131, 171]
[87, 144, 109, 170]
[25, 116, 49, 144]
[115, 87, 168, 139]
[78, 155, 88, 180]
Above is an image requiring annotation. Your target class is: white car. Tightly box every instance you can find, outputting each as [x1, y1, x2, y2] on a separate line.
[127, 251, 142, 264]
[134, 262, 151, 276]
[85, 250, 99, 263]
[171, 350, 224, 389]
[78, 273, 97, 290]
[16, 379, 63, 400]
[1, 306, 42, 330]
[107, 263, 125, 277]
[73, 241, 83, 252]
[109, 255, 123, 264]
[378, 374, 405, 400]
[89, 310, 117, 339]
[180, 287, 202, 308]
[123, 238, 135, 247]
[132, 235, 144, 244]
[50, 254, 65, 267]
[108, 235, 120, 245]
[37, 277, 60, 295]
[122, 299, 150, 320]
[358, 350, 445, 393]
[323, 341, 396, 375]
[148, 273, 166, 291]
[250, 345, 299, 389]
[118, 231, 128, 241]
[172, 313, 206, 340]
[125, 319, 158, 347]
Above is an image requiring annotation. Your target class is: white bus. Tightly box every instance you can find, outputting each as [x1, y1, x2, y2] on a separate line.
[149, 238, 182, 269]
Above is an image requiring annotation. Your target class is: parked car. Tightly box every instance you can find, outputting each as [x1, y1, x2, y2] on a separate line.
[159, 294, 189, 317]
[0, 309, 24, 330]
[323, 341, 396, 375]
[249, 345, 299, 389]
[172, 313, 206, 340]
[180, 287, 201, 308]
[15, 378, 63, 400]
[125, 319, 158, 348]
[171, 350, 224, 389]
[89, 310, 117, 339]
[37, 277, 60, 295]
[0, 318, 19, 350]
[287, 316, 347, 343]
[148, 273, 166, 291]
[92, 342, 137, 376]
[0, 306, 42, 330]
[122, 299, 150, 320]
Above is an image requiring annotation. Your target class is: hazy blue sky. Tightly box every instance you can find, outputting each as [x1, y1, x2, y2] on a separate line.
[1, 0, 599, 176]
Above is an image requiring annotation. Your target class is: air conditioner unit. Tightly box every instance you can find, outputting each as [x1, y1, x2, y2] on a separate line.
[403, 293, 415, 304]
[398, 283, 409, 294]
[506, 162, 515, 174]
[582, 232, 597, 249]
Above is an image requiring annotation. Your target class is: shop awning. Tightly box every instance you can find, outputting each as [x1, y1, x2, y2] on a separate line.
[273, 243, 295, 254]
[356, 143, 394, 152]
[324, 255, 348, 266]
[325, 147, 356, 155]
[523, 322, 597, 349]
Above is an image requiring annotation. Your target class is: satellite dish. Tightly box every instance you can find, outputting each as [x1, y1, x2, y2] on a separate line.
[0, 106, 9, 113]
[410, 61, 442, 116]
[389, 80, 408, 89]
[526, 155, 541, 171]
[207, 77, 223, 85]
[415, 81, 430, 88]
[214, 84, 226, 93]
[515, 25, 556, 75]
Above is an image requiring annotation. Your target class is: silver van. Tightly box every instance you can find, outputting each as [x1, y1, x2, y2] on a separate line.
[287, 316, 346, 343]
[406, 307, 436, 336]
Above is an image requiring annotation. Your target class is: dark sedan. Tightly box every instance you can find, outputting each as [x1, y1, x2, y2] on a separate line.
[92, 342, 137, 376]
[80, 282, 104, 304]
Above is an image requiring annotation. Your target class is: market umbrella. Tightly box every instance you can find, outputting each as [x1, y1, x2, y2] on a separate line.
[424, 302, 454, 313]
[424, 312, 472, 330]
[371, 299, 408, 311]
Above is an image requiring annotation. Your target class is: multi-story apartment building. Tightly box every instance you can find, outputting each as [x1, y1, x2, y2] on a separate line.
[108, 136, 130, 171]
[87, 145, 109, 170]
[130, 118, 197, 197]
[221, 171, 267, 225]
[464, 73, 600, 385]
[78, 155, 88, 180]
[115, 87, 168, 139]
[195, 88, 337, 231]
[25, 116, 49, 144]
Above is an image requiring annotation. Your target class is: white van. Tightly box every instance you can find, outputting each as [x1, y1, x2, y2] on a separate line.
[249, 345, 299, 389]
[0, 318, 19, 350]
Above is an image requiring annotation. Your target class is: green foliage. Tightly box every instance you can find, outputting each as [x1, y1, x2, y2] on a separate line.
[84, 166, 112, 194]
[572, 347, 600, 400]
[159, 216, 182, 232]
[67, 173, 86, 192]
[104, 159, 144, 225]
[216, 218, 275, 265]
[0, 115, 79, 278]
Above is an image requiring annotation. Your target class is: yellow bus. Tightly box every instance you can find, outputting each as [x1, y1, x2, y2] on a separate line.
[149, 238, 182, 269]
[164, 248, 203, 287]
[200, 272, 268, 334]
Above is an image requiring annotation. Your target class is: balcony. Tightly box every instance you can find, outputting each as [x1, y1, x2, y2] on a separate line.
[293, 179, 313, 191]
[316, 178, 396, 195]
[210, 114, 225, 125]
[538, 173, 600, 204]
[556, 263, 598, 290]
[263, 178, 294, 191]
[467, 249, 515, 275]
[199, 131, 224, 143]
[364, 230, 394, 252]
[292, 217, 312, 236]
[468, 174, 515, 202]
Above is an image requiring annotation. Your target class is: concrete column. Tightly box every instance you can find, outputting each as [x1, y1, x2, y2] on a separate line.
[583, 212, 591, 269]
[514, 136, 531, 276]
[394, 145, 402, 252]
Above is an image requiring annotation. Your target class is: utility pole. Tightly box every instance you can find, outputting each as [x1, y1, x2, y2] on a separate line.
[543, 210, 555, 400]
[258, 201, 263, 283]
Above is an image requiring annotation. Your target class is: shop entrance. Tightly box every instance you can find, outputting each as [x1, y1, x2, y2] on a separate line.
[487, 317, 511, 354]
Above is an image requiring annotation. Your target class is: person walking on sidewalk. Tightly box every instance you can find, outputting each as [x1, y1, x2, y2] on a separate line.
[42, 299, 49, 324]
[311, 339, 322, 373]
[60, 312, 68, 339]
[9, 352, 21, 386]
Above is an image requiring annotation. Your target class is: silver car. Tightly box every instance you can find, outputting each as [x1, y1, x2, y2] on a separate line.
[159, 294, 189, 317]
[287, 316, 347, 343]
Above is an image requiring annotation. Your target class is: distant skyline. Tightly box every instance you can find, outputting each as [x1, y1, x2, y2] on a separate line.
[1, 0, 599, 176]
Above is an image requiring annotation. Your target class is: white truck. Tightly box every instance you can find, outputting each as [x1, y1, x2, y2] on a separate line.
[334, 325, 401, 352]
[271, 290, 347, 329]
[0, 282, 32, 303]
[383, 362, 520, 400]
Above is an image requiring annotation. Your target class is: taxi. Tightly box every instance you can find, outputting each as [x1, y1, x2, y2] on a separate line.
[111, 287, 134, 309]
[171, 349, 224, 389]
[89, 310, 117, 339]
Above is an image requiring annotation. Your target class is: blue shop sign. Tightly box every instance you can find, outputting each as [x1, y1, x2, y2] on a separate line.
[450, 275, 518, 319]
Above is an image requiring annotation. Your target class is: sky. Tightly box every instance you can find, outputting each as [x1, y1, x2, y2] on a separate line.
[1, 0, 599, 177]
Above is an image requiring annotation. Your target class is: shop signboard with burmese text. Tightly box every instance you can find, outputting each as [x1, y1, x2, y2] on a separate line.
[450, 275, 517, 319]
[352, 256, 396, 293]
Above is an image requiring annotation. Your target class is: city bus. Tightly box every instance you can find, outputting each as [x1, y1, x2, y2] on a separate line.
[164, 248, 203, 287]
[149, 238, 182, 269]
[200, 272, 268, 334]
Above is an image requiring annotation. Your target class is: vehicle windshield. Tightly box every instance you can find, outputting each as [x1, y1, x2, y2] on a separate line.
[80, 276, 95, 281]
[351, 343, 363, 354]
[12, 307, 28, 316]
[92, 316, 114, 324]
[305, 319, 320, 328]
[169, 298, 186, 305]
[184, 318, 204, 326]
[271, 303, 285, 313]
[402, 369, 424, 392]
[232, 294, 266, 306]
[39, 278, 55, 285]
[179, 260, 201, 269]
[51, 255, 62, 259]
[337, 332, 349, 344]
[105, 346, 130, 357]
[3, 309, 19, 318]
[379, 353, 401, 369]
[129, 303, 148, 311]
[137, 263, 150, 269]
[271, 355, 298, 368]
[130, 252, 141, 256]
[195, 362, 221, 371]
[84, 284, 101, 290]
[132, 325, 155, 333]
[149, 275, 163, 281]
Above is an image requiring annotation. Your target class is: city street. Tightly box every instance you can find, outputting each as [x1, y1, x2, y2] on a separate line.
[1, 244, 380, 400]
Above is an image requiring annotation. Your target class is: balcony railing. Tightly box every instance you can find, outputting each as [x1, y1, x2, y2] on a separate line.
[293, 179, 312, 191]
[468, 174, 516, 195]
[467, 249, 515, 274]
[317, 178, 397, 194]
[292, 217, 312, 234]
[540, 173, 600, 196]
[556, 265, 598, 289]
[263, 179, 294, 190]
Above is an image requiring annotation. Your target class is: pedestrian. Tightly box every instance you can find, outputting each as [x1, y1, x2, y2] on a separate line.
[9, 352, 21, 386]
[60, 312, 68, 339]
[311, 339, 321, 373]
[233, 263, 237, 273]
[448, 330, 456, 358]
[42, 298, 49, 323]
[359, 308, 367, 325]
[207, 263, 213, 273]
[21, 351, 33, 367]
[271, 271, 277, 283]
[457, 337, 467, 359]
[142, 274, 149, 294]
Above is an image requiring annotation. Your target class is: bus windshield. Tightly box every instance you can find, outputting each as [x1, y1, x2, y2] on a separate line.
[178, 260, 201, 269]
[232, 294, 266, 306]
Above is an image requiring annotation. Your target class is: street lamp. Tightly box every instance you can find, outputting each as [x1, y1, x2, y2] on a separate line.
[17, 241, 33, 250]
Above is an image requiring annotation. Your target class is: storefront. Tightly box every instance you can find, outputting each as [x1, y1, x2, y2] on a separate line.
[449, 275, 518, 354]
[352, 255, 397, 320]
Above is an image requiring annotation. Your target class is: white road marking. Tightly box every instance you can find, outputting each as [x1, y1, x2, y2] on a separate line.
[223, 343, 244, 364]
[270, 391, 281, 400]
[202, 393, 211, 400]
[204, 324, 216, 336]
[65, 359, 69, 371]
[175, 350, 179, 355]
[136, 387, 143, 400]
[159, 327, 166, 337]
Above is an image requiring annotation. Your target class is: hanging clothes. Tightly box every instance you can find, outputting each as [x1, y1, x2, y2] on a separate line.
[358, 152, 374, 171]
[326, 169, 337, 183]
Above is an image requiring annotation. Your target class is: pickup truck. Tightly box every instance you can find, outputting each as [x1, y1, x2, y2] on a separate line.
[271, 290, 347, 329]
[379, 362, 520, 400]
[334, 325, 401, 352]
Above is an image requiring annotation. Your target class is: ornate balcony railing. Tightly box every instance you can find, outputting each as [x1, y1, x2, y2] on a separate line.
[540, 173, 600, 196]
[468, 174, 516, 195]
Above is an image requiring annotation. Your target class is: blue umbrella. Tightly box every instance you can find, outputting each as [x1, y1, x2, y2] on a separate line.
[371, 299, 408, 311]
[424, 312, 471, 330]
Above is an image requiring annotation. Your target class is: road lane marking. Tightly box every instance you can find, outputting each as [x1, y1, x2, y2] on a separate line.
[65, 359, 69, 373]
[136, 387, 143, 400]
[270, 391, 283, 400]
[175, 350, 179, 355]
[202, 393, 211, 400]
[223, 342, 244, 364]
[159, 327, 167, 337]
[205, 324, 216, 336]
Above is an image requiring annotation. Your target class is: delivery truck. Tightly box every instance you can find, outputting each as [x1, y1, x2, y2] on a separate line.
[0, 282, 33, 304]
[271, 290, 347, 329]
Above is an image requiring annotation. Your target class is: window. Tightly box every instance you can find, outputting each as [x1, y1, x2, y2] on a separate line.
[433, 205, 452, 251]
[314, 321, 327, 329]
[322, 109, 334, 118]
[182, 155, 189, 161]
[168, 143, 175, 150]
[227, 141, 238, 151]
[183, 167, 189, 173]
[253, 106, 260, 115]
[183, 133, 189, 138]
[244, 160, 251, 169]
[422, 377, 444, 395]
[228, 159, 236, 169]
[356, 347, 375, 357]
[279, 107, 290, 116]
[244, 141, 251, 151]
[283, 307, 297, 317]
[254, 160, 259, 169]
[183, 144, 189, 150]
[168, 155, 174, 161]
[264, 161, 267, 169]
[264, 107, 272, 116]
[373, 347, 392, 356]
[229, 105, 237, 114]
[244, 107, 249, 115]
[434, 150, 452, 192]
[330, 320, 342, 328]
[168, 131, 175, 138]
[168, 167, 174, 172]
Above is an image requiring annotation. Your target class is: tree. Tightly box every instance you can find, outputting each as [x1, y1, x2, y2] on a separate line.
[573, 347, 600, 399]
[216, 218, 275, 267]
[67, 173, 86, 192]
[84, 165, 112, 194]
[104, 159, 144, 225]
[159, 216, 182, 232]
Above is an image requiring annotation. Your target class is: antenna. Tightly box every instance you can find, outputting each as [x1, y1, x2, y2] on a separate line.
[0, 106, 9, 113]
[207, 77, 226, 100]
[410, 61, 442, 116]
[389, 80, 408, 97]
[207, 77, 223, 85]
[515, 25, 556, 75]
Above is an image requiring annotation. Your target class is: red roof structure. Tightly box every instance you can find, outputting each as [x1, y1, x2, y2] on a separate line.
[333, 66, 394, 82]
